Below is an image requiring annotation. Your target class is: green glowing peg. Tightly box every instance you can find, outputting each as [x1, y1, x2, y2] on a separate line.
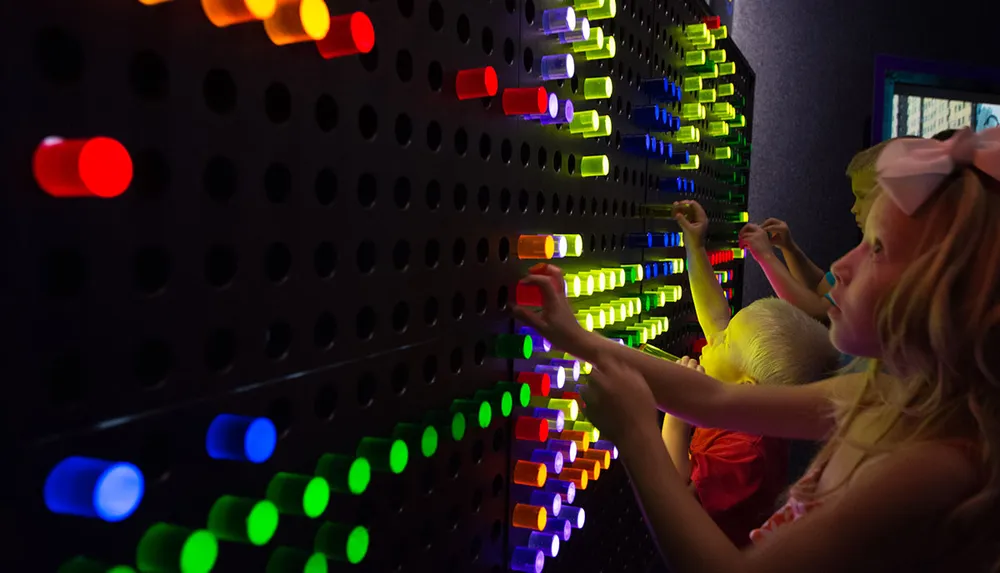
[475, 388, 514, 418]
[451, 398, 493, 429]
[315, 453, 370, 496]
[494, 334, 532, 359]
[266, 548, 328, 573]
[496, 381, 531, 408]
[393, 421, 439, 458]
[356, 437, 408, 474]
[687, 63, 719, 79]
[136, 524, 218, 573]
[315, 523, 369, 565]
[208, 496, 279, 546]
[59, 557, 137, 573]
[638, 343, 681, 362]
[266, 473, 330, 518]
[425, 409, 467, 442]
[729, 114, 746, 128]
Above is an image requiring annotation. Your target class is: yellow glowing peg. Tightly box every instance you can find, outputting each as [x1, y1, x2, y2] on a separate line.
[555, 234, 583, 257]
[590, 308, 607, 329]
[718, 62, 737, 76]
[202, 0, 277, 26]
[679, 103, 702, 121]
[586, 0, 616, 20]
[659, 285, 683, 302]
[587, 270, 606, 292]
[627, 326, 648, 344]
[565, 274, 582, 297]
[707, 49, 727, 63]
[714, 147, 732, 160]
[576, 311, 595, 332]
[691, 34, 716, 50]
[571, 27, 604, 52]
[583, 77, 614, 100]
[683, 23, 708, 39]
[678, 155, 700, 170]
[707, 122, 730, 137]
[569, 110, 599, 134]
[598, 304, 617, 325]
[697, 89, 717, 103]
[581, 115, 612, 139]
[711, 25, 729, 39]
[661, 125, 700, 144]
[717, 83, 735, 97]
[585, 36, 616, 60]
[732, 248, 745, 259]
[602, 269, 617, 290]
[682, 76, 703, 92]
[264, 0, 331, 46]
[580, 155, 609, 177]
[582, 274, 595, 295]
[684, 50, 707, 67]
[572, 0, 604, 11]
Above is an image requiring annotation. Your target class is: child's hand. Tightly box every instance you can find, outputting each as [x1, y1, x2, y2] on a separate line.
[677, 356, 705, 374]
[761, 218, 794, 250]
[738, 223, 775, 261]
[673, 200, 708, 248]
[512, 264, 593, 356]
[580, 360, 659, 450]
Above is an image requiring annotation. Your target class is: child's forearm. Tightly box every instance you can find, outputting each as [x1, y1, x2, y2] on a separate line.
[755, 251, 833, 321]
[780, 242, 826, 291]
[685, 241, 731, 338]
[661, 415, 692, 479]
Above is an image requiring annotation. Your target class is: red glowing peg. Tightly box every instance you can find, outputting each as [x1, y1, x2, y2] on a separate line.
[516, 281, 544, 307]
[33, 136, 133, 198]
[456, 67, 498, 100]
[702, 16, 721, 29]
[515, 416, 549, 442]
[316, 12, 375, 59]
[517, 372, 550, 397]
[502, 87, 547, 116]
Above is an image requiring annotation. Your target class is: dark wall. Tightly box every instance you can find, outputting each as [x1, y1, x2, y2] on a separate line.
[731, 0, 1000, 303]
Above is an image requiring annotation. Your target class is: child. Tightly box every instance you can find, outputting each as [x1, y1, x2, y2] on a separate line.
[661, 200, 839, 547]
[514, 126, 1000, 570]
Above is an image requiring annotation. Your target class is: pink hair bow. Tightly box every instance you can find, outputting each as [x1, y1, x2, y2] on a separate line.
[875, 126, 1000, 215]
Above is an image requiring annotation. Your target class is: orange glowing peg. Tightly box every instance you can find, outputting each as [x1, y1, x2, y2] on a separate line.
[202, 0, 276, 27]
[582, 449, 611, 470]
[571, 458, 601, 480]
[512, 504, 548, 531]
[559, 468, 588, 490]
[513, 460, 547, 487]
[517, 235, 555, 260]
[264, 0, 330, 45]
[559, 430, 590, 451]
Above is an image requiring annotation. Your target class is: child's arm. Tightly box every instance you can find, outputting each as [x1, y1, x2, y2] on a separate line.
[661, 414, 692, 478]
[739, 224, 834, 322]
[585, 362, 980, 573]
[674, 201, 731, 339]
[760, 218, 828, 292]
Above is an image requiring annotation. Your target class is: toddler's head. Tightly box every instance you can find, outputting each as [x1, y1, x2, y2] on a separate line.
[698, 298, 839, 387]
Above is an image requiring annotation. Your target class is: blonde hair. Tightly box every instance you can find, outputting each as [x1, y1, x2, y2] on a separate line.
[794, 166, 1000, 569]
[845, 140, 896, 190]
[733, 297, 840, 387]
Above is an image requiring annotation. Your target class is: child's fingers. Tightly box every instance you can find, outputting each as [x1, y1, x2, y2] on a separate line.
[511, 305, 545, 330]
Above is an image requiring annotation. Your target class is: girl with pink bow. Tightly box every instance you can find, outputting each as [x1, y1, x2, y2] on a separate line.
[514, 126, 1000, 572]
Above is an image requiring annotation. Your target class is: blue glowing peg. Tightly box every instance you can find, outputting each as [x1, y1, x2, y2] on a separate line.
[530, 449, 564, 474]
[649, 263, 659, 278]
[541, 7, 576, 35]
[667, 150, 691, 165]
[665, 261, 674, 274]
[662, 142, 674, 160]
[546, 438, 577, 462]
[631, 105, 661, 129]
[529, 490, 562, 517]
[540, 54, 575, 81]
[44, 457, 144, 522]
[533, 407, 565, 432]
[534, 364, 566, 389]
[544, 479, 576, 503]
[511, 547, 544, 573]
[620, 134, 651, 156]
[658, 176, 683, 193]
[560, 505, 586, 529]
[206, 414, 277, 463]
[644, 263, 653, 278]
[650, 233, 668, 248]
[543, 517, 573, 541]
[594, 440, 619, 459]
[660, 262, 670, 275]
[625, 232, 652, 249]
[672, 232, 682, 246]
[640, 77, 670, 98]
[539, 99, 574, 125]
[528, 531, 561, 558]
[673, 115, 682, 131]
[549, 358, 580, 381]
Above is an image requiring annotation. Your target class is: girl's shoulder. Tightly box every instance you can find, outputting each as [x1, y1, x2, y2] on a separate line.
[851, 440, 980, 506]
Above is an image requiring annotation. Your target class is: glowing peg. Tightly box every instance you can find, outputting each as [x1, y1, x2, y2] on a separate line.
[560, 505, 587, 529]
[570, 421, 599, 442]
[497, 380, 532, 407]
[513, 504, 548, 532]
[503, 87, 548, 116]
[594, 440, 619, 459]
[264, 0, 331, 46]
[456, 67, 498, 100]
[559, 467, 588, 490]
[572, 458, 601, 481]
[717, 81, 735, 97]
[518, 371, 551, 397]
[688, 63, 719, 78]
[452, 398, 492, 429]
[682, 76, 703, 92]
[544, 518, 573, 542]
[520, 327, 551, 353]
[678, 155, 701, 170]
[586, 0, 616, 20]
[315, 523, 369, 564]
[547, 438, 578, 463]
[511, 547, 545, 573]
[545, 479, 577, 503]
[715, 147, 733, 160]
[137, 524, 218, 573]
[44, 457, 144, 522]
[550, 358, 580, 381]
[514, 461, 548, 488]
[542, 6, 576, 34]
[571, 0, 604, 11]
[517, 235, 555, 260]
[568, 109, 599, 133]
[708, 49, 727, 63]
[570, 27, 604, 52]
[316, 12, 375, 58]
[585, 36, 616, 60]
[535, 364, 566, 389]
[531, 448, 564, 473]
[58, 558, 136, 573]
[206, 414, 276, 463]
[267, 473, 330, 518]
[558, 17, 591, 43]
[684, 50, 707, 67]
[315, 454, 370, 495]
[730, 114, 747, 128]
[496, 334, 533, 360]
[356, 437, 408, 474]
[554, 234, 583, 257]
[707, 121, 730, 137]
[201, 0, 276, 27]
[34, 136, 133, 198]
[576, 311, 594, 331]
[691, 33, 716, 49]
[266, 548, 327, 573]
[580, 155, 609, 177]
[515, 416, 550, 442]
[712, 25, 729, 39]
[208, 496, 279, 545]
[425, 410, 467, 442]
[684, 23, 709, 40]
[696, 88, 717, 103]
[719, 61, 737, 75]
[539, 99, 575, 125]
[583, 77, 613, 100]
[393, 421, 439, 457]
[581, 115, 612, 139]
[530, 491, 562, 518]
[680, 103, 705, 121]
[702, 15, 721, 29]
[540, 54, 575, 81]
[529, 531, 561, 558]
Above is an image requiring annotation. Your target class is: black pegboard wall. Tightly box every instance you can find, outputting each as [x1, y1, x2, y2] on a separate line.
[1, 0, 752, 571]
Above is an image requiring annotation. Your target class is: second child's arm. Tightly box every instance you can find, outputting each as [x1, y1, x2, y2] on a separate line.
[675, 201, 731, 339]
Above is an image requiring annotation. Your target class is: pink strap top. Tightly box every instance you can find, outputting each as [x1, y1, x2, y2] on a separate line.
[748, 467, 823, 544]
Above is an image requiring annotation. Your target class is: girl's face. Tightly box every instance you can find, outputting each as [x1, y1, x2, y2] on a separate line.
[850, 179, 879, 229]
[828, 194, 925, 357]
